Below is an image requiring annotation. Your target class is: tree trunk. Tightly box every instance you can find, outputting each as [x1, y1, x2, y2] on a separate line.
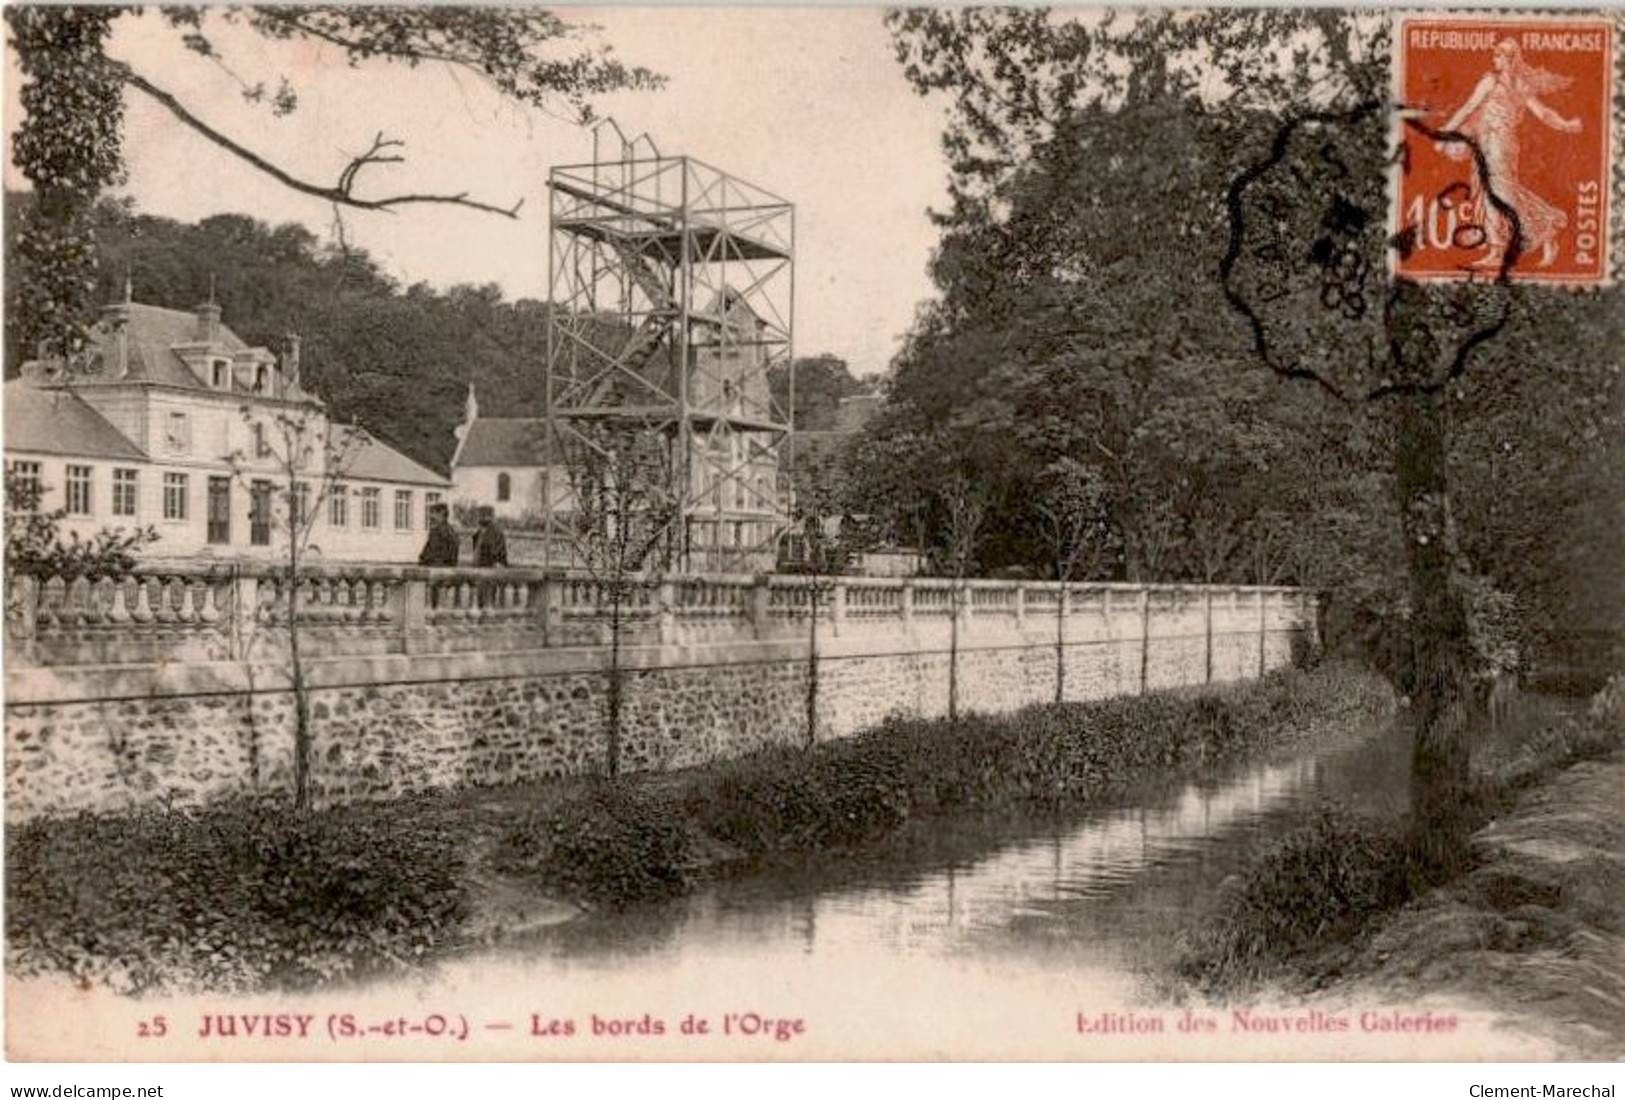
[1393, 392, 1478, 880]
[1054, 579, 1066, 705]
[948, 579, 962, 722]
[607, 583, 623, 778]
[288, 569, 312, 813]
[806, 577, 820, 748]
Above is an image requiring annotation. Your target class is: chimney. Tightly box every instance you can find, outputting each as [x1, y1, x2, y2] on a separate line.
[100, 299, 130, 377]
[282, 333, 302, 389]
[195, 300, 221, 343]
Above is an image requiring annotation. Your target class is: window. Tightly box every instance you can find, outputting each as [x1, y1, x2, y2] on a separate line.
[212, 361, 229, 389]
[361, 487, 381, 530]
[164, 411, 191, 454]
[250, 480, 272, 546]
[394, 489, 413, 531]
[207, 477, 231, 543]
[253, 422, 272, 459]
[329, 483, 349, 528]
[8, 460, 41, 506]
[293, 482, 311, 528]
[254, 365, 269, 393]
[163, 473, 189, 521]
[426, 491, 443, 513]
[496, 472, 511, 502]
[65, 465, 92, 515]
[112, 468, 138, 516]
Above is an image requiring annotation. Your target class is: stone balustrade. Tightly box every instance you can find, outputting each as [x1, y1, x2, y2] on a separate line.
[3, 563, 1318, 821]
[4, 561, 1316, 672]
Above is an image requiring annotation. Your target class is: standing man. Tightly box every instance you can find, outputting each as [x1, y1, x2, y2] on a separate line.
[418, 502, 460, 567]
[473, 506, 508, 568]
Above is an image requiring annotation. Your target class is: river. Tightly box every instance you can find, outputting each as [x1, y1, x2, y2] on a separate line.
[490, 706, 1415, 976]
[21, 691, 1575, 1060]
[208, 688, 1548, 1062]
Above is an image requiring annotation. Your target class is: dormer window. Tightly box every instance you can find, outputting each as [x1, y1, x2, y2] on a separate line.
[212, 360, 230, 389]
[254, 365, 269, 393]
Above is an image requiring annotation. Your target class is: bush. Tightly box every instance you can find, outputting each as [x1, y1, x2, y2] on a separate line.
[1174, 809, 1410, 992]
[6, 797, 467, 994]
[493, 784, 693, 908]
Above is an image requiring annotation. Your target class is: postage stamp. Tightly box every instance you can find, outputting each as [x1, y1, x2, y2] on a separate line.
[1392, 12, 1616, 285]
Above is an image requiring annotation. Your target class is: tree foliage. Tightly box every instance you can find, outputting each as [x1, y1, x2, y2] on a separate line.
[559, 420, 681, 778]
[876, 6, 1621, 629]
[767, 354, 870, 431]
[883, 6, 1624, 874]
[5, 4, 660, 364]
[4, 466, 157, 578]
[3, 194, 549, 474]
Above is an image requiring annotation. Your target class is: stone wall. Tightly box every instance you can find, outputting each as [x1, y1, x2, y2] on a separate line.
[4, 569, 1314, 820]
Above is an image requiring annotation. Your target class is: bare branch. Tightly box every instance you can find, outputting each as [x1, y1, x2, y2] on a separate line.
[110, 59, 525, 219]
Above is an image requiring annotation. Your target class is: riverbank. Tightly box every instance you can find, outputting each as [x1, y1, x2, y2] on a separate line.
[1338, 752, 1625, 1059]
[5, 662, 1389, 994]
[1172, 677, 1625, 1057]
[489, 663, 1392, 908]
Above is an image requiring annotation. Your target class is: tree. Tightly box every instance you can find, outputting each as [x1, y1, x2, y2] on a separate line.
[560, 421, 681, 778]
[1033, 458, 1111, 703]
[767, 355, 870, 431]
[937, 464, 989, 724]
[5, 5, 660, 363]
[887, 8, 1623, 876]
[227, 402, 362, 812]
[785, 442, 852, 746]
[865, 83, 1334, 585]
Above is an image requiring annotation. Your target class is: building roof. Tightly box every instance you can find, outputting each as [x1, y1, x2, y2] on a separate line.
[694, 287, 768, 330]
[453, 418, 554, 468]
[65, 302, 318, 403]
[346, 430, 451, 487]
[2, 380, 150, 461]
[80, 303, 248, 390]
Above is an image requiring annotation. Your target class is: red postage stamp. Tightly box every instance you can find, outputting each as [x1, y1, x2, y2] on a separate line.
[1392, 13, 1615, 284]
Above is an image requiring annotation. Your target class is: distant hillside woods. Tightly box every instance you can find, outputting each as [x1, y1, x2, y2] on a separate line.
[2, 194, 866, 473]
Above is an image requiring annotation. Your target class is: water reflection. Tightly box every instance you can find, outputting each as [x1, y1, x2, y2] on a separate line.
[498, 690, 1573, 977]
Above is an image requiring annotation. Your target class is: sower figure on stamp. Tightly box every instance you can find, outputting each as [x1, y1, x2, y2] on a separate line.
[418, 503, 460, 568]
[1440, 37, 1583, 269]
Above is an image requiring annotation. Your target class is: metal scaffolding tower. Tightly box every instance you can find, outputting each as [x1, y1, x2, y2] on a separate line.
[544, 121, 795, 575]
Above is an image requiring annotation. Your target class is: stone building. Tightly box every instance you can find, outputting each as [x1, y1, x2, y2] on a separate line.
[3, 296, 449, 565]
[683, 290, 786, 572]
[447, 388, 561, 525]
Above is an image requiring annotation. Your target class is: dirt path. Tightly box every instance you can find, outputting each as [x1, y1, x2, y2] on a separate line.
[1335, 753, 1625, 1059]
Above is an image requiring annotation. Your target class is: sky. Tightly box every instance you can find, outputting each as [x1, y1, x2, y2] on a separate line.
[4, 7, 954, 376]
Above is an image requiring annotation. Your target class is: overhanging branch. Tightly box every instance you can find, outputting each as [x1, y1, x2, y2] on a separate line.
[111, 59, 524, 219]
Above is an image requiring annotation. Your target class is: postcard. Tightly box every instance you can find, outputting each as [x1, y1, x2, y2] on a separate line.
[4, 4, 1621, 1064]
